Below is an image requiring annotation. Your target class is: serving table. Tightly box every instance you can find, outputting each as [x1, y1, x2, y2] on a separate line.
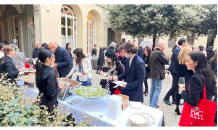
[23, 86, 164, 127]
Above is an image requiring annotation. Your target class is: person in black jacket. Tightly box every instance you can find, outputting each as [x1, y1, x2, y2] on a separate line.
[179, 51, 215, 105]
[96, 47, 106, 74]
[206, 46, 215, 62]
[100, 49, 125, 94]
[35, 49, 64, 113]
[175, 46, 194, 115]
[91, 44, 97, 57]
[0, 45, 25, 83]
[142, 46, 152, 96]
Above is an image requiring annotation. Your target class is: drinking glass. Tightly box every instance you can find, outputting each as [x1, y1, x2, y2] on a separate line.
[178, 77, 185, 94]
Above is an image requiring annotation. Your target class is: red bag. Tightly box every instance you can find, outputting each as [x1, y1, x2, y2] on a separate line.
[179, 83, 217, 126]
[24, 58, 30, 68]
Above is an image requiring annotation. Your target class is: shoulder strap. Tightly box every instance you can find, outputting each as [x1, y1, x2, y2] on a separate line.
[195, 73, 207, 100]
[14, 54, 25, 64]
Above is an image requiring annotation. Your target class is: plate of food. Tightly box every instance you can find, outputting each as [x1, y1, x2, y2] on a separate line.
[57, 78, 81, 88]
[24, 68, 36, 73]
[20, 74, 35, 83]
[74, 86, 108, 99]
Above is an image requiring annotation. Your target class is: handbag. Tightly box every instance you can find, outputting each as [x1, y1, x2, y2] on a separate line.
[25, 58, 30, 68]
[15, 54, 30, 68]
[179, 80, 217, 126]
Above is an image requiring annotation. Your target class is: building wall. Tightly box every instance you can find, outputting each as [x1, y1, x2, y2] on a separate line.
[38, 4, 119, 55]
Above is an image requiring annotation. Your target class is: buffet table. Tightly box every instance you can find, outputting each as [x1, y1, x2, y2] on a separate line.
[23, 86, 164, 127]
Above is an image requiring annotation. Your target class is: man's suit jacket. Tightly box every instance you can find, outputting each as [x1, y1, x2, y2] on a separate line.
[117, 54, 145, 103]
[168, 46, 181, 75]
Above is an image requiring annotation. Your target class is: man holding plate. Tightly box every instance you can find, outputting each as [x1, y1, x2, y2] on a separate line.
[108, 42, 145, 103]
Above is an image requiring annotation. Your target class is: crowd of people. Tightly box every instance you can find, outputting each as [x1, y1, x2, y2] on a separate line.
[0, 38, 217, 125]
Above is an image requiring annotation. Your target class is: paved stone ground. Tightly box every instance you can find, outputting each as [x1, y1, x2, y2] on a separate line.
[72, 69, 183, 127]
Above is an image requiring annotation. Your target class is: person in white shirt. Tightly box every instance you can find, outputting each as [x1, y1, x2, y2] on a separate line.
[0, 43, 4, 58]
[66, 48, 92, 86]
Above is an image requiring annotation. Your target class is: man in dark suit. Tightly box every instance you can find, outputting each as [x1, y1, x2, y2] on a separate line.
[163, 38, 188, 105]
[48, 42, 73, 78]
[137, 44, 143, 60]
[148, 42, 169, 108]
[91, 44, 97, 57]
[109, 42, 145, 103]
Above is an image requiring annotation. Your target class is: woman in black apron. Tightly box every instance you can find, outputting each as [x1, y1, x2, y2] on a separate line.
[99, 49, 125, 94]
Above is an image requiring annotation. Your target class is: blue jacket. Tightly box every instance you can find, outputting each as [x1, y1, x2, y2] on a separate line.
[137, 47, 144, 60]
[118, 54, 145, 103]
[168, 46, 181, 74]
[54, 46, 73, 77]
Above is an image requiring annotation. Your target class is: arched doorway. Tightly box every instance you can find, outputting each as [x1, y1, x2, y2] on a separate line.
[7, 6, 19, 46]
[61, 5, 77, 52]
[27, 5, 35, 57]
[87, 11, 96, 55]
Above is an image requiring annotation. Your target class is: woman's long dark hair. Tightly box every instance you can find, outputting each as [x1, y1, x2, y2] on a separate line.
[144, 46, 152, 56]
[188, 51, 215, 98]
[66, 43, 71, 51]
[35, 49, 53, 88]
[105, 49, 120, 65]
[73, 48, 86, 65]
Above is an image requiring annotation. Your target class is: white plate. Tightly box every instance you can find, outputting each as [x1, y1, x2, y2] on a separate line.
[129, 113, 147, 125]
[128, 119, 150, 127]
[113, 81, 127, 86]
[141, 112, 156, 124]
[73, 72, 82, 75]
[19, 71, 24, 75]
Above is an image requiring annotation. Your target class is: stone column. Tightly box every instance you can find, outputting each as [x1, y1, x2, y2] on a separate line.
[33, 4, 41, 43]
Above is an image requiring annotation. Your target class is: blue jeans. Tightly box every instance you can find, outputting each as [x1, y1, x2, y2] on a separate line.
[150, 78, 162, 108]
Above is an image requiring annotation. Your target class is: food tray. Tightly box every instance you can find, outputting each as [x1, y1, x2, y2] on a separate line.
[19, 74, 35, 83]
[24, 68, 36, 73]
[57, 78, 81, 88]
[73, 86, 109, 99]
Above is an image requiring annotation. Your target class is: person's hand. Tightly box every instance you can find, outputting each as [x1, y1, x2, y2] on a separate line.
[53, 63, 57, 68]
[100, 71, 104, 76]
[19, 67, 25, 72]
[16, 66, 20, 69]
[178, 85, 185, 94]
[145, 64, 148, 67]
[121, 82, 126, 88]
[112, 76, 118, 81]
[66, 75, 70, 79]
[58, 82, 65, 89]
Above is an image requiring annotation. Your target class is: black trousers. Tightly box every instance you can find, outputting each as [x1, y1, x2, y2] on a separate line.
[164, 73, 179, 101]
[144, 76, 149, 91]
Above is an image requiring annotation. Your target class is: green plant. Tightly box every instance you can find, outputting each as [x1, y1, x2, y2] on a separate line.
[0, 73, 102, 127]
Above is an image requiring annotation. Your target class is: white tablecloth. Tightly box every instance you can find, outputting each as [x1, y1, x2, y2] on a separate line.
[24, 87, 164, 127]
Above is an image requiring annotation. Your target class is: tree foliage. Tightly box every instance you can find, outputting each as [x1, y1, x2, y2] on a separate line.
[108, 4, 206, 50]
[192, 4, 217, 47]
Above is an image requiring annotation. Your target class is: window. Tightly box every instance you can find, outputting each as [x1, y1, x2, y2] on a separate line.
[87, 12, 96, 55]
[61, 5, 77, 52]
